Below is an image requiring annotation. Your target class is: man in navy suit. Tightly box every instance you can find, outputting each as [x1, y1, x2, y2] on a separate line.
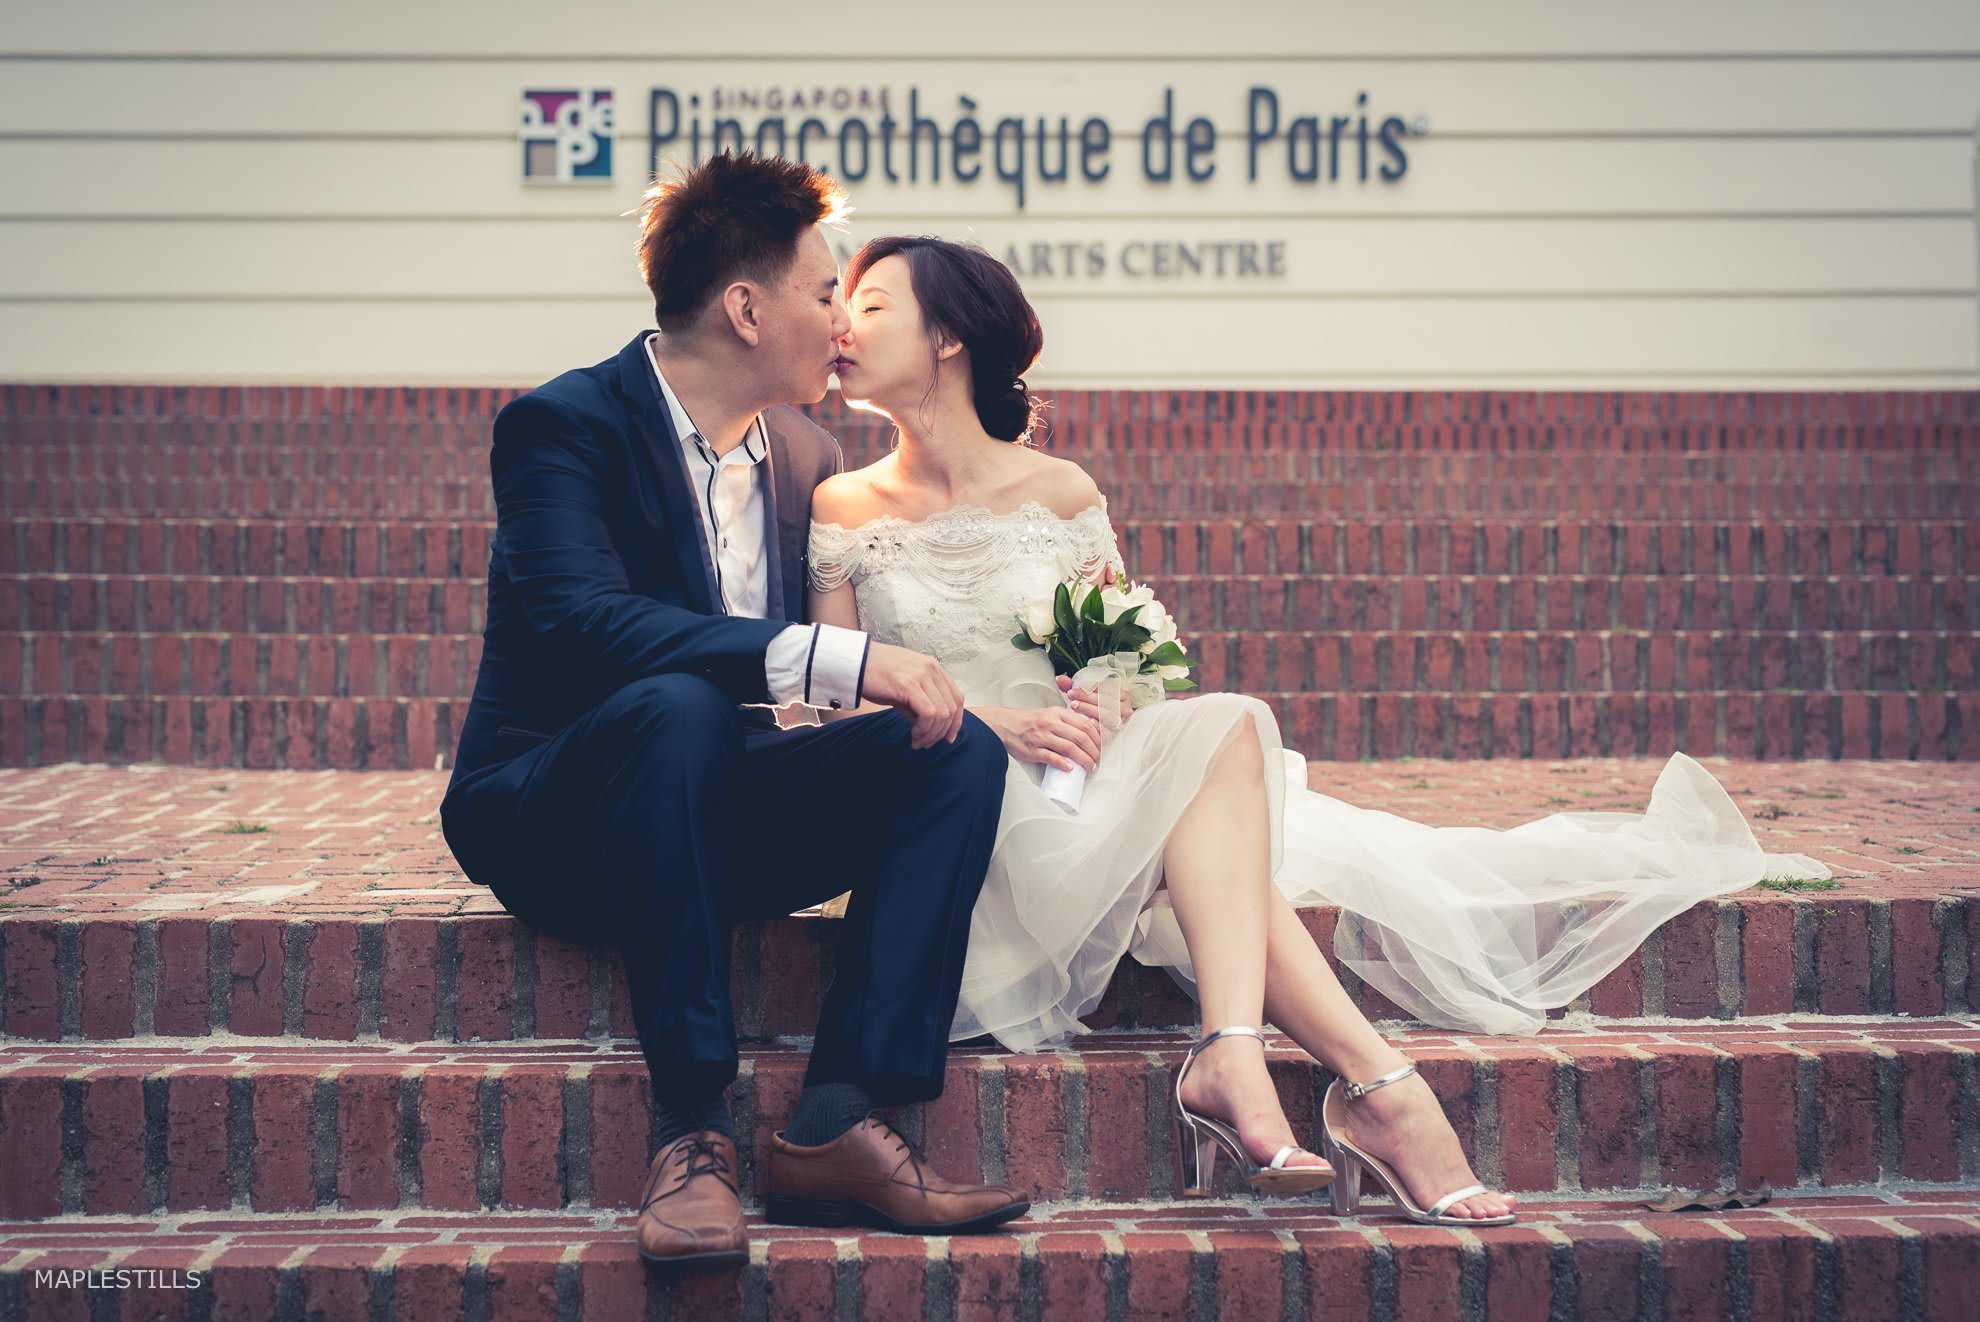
[440, 153, 1024, 1267]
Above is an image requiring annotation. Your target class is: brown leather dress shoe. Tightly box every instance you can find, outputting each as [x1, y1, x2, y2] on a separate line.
[764, 1116, 1029, 1233]
[636, 1131, 748, 1269]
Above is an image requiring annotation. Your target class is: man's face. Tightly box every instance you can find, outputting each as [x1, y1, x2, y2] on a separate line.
[754, 226, 850, 405]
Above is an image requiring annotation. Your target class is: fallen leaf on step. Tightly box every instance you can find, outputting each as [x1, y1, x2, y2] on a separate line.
[1641, 1179, 1772, 1213]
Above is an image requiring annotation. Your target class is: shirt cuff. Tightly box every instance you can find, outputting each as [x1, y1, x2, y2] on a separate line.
[765, 622, 870, 710]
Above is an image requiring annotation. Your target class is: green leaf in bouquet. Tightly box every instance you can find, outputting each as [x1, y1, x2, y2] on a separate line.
[1079, 581, 1106, 623]
[1145, 640, 1195, 668]
[1164, 677, 1199, 692]
[1107, 605, 1148, 653]
[1111, 626, 1153, 657]
[1011, 629, 1037, 652]
[1047, 628, 1088, 675]
[1052, 581, 1080, 639]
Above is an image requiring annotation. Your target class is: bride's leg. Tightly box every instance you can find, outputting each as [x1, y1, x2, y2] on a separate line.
[1261, 892, 1516, 1219]
[1163, 717, 1326, 1169]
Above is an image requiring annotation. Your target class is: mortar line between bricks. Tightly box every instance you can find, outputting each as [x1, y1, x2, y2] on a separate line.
[1712, 1050, 1739, 1189]
[742, 1238, 769, 1322]
[1472, 1057, 1503, 1192]
[554, 1247, 583, 1322]
[1529, 1223, 1580, 1322]
[1614, 1220, 1664, 1322]
[978, 1059, 1006, 1187]
[832, 1238, 861, 1322]
[1018, 1233, 1043, 1322]
[1452, 1227, 1488, 1322]
[1783, 1044, 1825, 1186]
[1184, 1229, 1217, 1322]
[923, 1236, 956, 1322]
[1871, 1045, 1903, 1182]
[354, 919, 384, 1038]
[57, 1078, 83, 1215]
[1959, 1046, 1980, 1183]
[1870, 1215, 1927, 1322]
[1626, 1044, 1659, 1191]
[1062, 1056, 1090, 1202]
[132, 920, 157, 1038]
[1268, 1228, 1304, 1322]
[281, 921, 307, 1036]
[54, 921, 80, 1040]
[1352, 1223, 1398, 1322]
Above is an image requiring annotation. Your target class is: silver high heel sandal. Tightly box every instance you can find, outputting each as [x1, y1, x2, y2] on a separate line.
[1172, 1027, 1334, 1197]
[1320, 1061, 1516, 1226]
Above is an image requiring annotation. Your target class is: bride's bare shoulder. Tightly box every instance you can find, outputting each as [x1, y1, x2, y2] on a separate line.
[1016, 451, 1107, 519]
[811, 460, 898, 527]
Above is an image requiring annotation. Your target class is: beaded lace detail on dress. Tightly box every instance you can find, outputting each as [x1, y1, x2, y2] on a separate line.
[807, 500, 1126, 666]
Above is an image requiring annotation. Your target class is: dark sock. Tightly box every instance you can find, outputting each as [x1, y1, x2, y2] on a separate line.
[652, 1091, 735, 1151]
[782, 1082, 875, 1146]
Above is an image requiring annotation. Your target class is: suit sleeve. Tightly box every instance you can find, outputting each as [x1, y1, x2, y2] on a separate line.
[489, 392, 784, 703]
[768, 427, 869, 708]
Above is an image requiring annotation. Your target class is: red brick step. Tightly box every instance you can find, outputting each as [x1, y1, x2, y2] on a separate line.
[3, 884, 1973, 1047]
[9, 629, 1969, 700]
[0, 1192, 1974, 1321]
[7, 476, 1962, 519]
[2, 1023, 1974, 1218]
[9, 517, 1963, 578]
[8, 686, 1973, 765]
[6, 573, 1969, 634]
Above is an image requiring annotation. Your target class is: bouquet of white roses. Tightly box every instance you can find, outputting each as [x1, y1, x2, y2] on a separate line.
[1011, 570, 1198, 811]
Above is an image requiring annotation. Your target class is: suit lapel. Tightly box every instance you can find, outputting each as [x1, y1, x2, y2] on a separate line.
[761, 410, 806, 625]
[615, 331, 719, 615]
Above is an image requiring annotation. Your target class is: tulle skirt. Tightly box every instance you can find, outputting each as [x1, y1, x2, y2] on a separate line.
[945, 649, 1832, 1050]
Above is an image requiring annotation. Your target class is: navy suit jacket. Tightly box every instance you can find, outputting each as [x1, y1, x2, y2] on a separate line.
[445, 329, 845, 797]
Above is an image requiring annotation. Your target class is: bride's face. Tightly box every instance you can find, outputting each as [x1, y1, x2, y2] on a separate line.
[834, 254, 946, 415]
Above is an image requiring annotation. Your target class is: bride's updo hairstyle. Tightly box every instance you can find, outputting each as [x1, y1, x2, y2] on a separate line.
[845, 236, 1046, 445]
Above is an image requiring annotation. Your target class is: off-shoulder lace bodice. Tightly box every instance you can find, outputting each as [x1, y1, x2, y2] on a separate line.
[807, 499, 1126, 666]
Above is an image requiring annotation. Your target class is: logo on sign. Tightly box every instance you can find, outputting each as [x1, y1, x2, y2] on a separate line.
[521, 88, 615, 184]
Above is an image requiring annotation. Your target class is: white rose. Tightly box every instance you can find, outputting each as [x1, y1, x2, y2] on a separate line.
[1139, 638, 1158, 655]
[1156, 663, 1191, 681]
[1022, 602, 1055, 645]
[1136, 599, 1170, 637]
[1123, 581, 1156, 607]
[1099, 585, 1136, 625]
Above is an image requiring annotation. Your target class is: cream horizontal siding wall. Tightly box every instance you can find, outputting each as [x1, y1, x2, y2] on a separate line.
[2, 1, 1976, 388]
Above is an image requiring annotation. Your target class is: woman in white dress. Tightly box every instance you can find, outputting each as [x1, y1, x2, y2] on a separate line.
[803, 238, 1831, 1225]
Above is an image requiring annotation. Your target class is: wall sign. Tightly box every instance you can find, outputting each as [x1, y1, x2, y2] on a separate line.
[520, 88, 616, 185]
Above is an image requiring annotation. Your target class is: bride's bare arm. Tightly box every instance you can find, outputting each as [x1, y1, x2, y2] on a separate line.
[805, 571, 970, 744]
[805, 578, 889, 724]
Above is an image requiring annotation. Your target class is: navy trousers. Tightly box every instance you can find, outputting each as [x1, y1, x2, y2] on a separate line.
[440, 674, 1009, 1105]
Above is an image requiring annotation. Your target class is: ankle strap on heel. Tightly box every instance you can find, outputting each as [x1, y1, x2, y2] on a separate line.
[1177, 1027, 1268, 1106]
[1188, 1026, 1266, 1064]
[1341, 1061, 1417, 1101]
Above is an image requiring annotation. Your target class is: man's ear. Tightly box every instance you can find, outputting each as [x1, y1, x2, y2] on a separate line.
[721, 282, 761, 347]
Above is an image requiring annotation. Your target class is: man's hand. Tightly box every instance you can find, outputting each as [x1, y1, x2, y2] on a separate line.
[860, 643, 968, 749]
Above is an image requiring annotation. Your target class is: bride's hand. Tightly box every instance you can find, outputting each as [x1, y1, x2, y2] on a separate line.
[982, 706, 1103, 774]
[1057, 675, 1133, 727]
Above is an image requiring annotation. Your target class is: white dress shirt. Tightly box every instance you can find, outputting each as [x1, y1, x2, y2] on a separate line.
[644, 335, 868, 712]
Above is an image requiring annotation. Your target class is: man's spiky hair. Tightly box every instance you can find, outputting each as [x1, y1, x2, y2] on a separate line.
[635, 152, 849, 331]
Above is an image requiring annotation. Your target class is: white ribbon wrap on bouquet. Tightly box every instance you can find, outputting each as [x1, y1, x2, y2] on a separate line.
[1037, 650, 1166, 813]
[947, 646, 1168, 813]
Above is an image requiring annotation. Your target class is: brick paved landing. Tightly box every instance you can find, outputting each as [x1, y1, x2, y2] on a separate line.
[2, 759, 1973, 919]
